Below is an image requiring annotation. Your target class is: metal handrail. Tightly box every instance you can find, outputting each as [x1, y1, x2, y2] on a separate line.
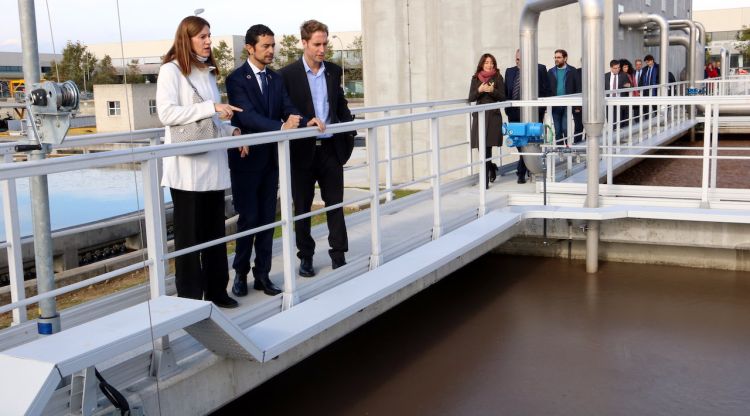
[1, 84, 749, 326]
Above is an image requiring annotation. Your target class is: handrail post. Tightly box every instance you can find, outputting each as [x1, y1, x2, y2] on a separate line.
[466, 106, 474, 177]
[700, 104, 712, 205]
[367, 127, 383, 269]
[2, 152, 26, 324]
[142, 139, 167, 299]
[430, 117, 443, 237]
[142, 136, 177, 379]
[710, 104, 720, 191]
[477, 110, 487, 217]
[607, 104, 614, 185]
[384, 110, 394, 202]
[277, 139, 297, 309]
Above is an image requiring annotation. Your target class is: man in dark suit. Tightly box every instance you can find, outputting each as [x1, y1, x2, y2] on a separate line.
[605, 59, 629, 126]
[505, 48, 550, 183]
[226, 24, 323, 297]
[640, 54, 660, 117]
[547, 49, 581, 142]
[279, 20, 355, 277]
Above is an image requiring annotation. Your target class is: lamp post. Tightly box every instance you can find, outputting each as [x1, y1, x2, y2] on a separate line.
[332, 35, 345, 91]
[194, 8, 204, 15]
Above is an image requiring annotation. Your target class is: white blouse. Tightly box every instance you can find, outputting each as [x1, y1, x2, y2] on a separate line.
[156, 61, 236, 192]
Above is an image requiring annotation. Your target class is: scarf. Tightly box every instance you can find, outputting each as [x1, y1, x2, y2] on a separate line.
[477, 69, 497, 84]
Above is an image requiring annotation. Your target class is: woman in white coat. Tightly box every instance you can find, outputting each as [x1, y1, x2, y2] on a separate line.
[156, 16, 242, 308]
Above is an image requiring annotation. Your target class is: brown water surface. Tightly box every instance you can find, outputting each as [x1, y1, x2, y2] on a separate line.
[215, 255, 750, 416]
[616, 135, 750, 188]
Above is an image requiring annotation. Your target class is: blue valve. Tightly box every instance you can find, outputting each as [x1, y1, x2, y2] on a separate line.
[503, 122, 545, 147]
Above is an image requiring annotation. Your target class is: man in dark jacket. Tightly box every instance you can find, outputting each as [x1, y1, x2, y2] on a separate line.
[505, 48, 550, 183]
[226, 24, 323, 297]
[547, 49, 581, 142]
[279, 20, 355, 277]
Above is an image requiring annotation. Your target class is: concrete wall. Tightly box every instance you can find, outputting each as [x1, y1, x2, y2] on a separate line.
[94, 84, 161, 133]
[362, 0, 692, 182]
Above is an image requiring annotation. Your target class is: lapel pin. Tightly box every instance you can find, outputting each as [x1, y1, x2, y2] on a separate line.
[246, 74, 252, 79]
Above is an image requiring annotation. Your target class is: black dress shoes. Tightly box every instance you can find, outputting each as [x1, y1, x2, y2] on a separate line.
[232, 274, 248, 297]
[212, 293, 239, 309]
[253, 275, 282, 296]
[489, 163, 497, 182]
[299, 257, 316, 277]
[331, 257, 347, 270]
[517, 176, 527, 184]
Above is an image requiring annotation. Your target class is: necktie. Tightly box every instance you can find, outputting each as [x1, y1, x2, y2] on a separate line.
[512, 71, 521, 100]
[646, 67, 652, 85]
[259, 71, 268, 95]
[259, 71, 270, 108]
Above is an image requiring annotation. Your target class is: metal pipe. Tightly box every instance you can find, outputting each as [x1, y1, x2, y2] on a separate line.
[519, 0, 576, 175]
[694, 21, 707, 81]
[644, 34, 689, 73]
[580, 0, 605, 273]
[720, 47, 729, 80]
[19, 0, 60, 334]
[619, 13, 669, 97]
[520, 0, 604, 272]
[668, 20, 696, 87]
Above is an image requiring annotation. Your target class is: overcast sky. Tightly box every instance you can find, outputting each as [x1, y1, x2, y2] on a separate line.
[0, 0, 746, 53]
[1, 0, 362, 53]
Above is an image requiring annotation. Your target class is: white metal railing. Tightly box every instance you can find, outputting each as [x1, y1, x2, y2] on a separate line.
[0, 85, 748, 329]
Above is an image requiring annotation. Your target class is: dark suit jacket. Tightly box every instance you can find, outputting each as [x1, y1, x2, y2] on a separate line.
[548, 65, 580, 96]
[226, 61, 302, 172]
[278, 59, 355, 168]
[605, 72, 630, 96]
[640, 64, 660, 96]
[504, 63, 549, 122]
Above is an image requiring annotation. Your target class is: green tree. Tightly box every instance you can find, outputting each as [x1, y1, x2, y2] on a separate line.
[91, 55, 118, 85]
[736, 26, 750, 63]
[239, 48, 249, 63]
[212, 40, 235, 85]
[346, 35, 363, 82]
[126, 59, 146, 84]
[273, 34, 303, 68]
[326, 43, 334, 61]
[47, 41, 97, 91]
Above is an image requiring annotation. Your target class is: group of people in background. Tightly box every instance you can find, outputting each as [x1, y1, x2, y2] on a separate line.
[156, 16, 355, 308]
[469, 50, 667, 185]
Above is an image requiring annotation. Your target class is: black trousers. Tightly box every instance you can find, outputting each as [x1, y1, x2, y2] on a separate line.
[230, 166, 278, 279]
[292, 143, 347, 262]
[169, 188, 229, 301]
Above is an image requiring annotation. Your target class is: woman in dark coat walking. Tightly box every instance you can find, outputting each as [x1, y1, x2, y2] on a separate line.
[469, 53, 506, 187]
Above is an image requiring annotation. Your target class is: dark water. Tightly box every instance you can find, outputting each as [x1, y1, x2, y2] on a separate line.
[215, 255, 750, 416]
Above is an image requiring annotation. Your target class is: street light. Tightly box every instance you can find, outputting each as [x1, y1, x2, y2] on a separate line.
[332, 34, 345, 92]
[194, 8, 205, 16]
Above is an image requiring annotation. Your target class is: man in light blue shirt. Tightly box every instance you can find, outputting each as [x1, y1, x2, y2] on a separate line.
[279, 20, 356, 278]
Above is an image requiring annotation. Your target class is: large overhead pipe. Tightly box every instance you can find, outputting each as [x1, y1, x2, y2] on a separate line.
[694, 21, 707, 80]
[521, 0, 605, 273]
[668, 20, 696, 87]
[619, 13, 669, 97]
[519, 0, 577, 176]
[644, 34, 689, 75]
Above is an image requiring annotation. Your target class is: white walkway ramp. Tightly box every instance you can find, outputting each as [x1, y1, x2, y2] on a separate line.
[0, 210, 521, 415]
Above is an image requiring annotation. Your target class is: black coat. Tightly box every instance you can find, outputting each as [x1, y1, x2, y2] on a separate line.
[468, 72, 506, 149]
[504, 63, 549, 122]
[278, 59, 355, 168]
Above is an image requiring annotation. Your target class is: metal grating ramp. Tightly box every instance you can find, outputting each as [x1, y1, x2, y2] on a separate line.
[184, 307, 263, 361]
